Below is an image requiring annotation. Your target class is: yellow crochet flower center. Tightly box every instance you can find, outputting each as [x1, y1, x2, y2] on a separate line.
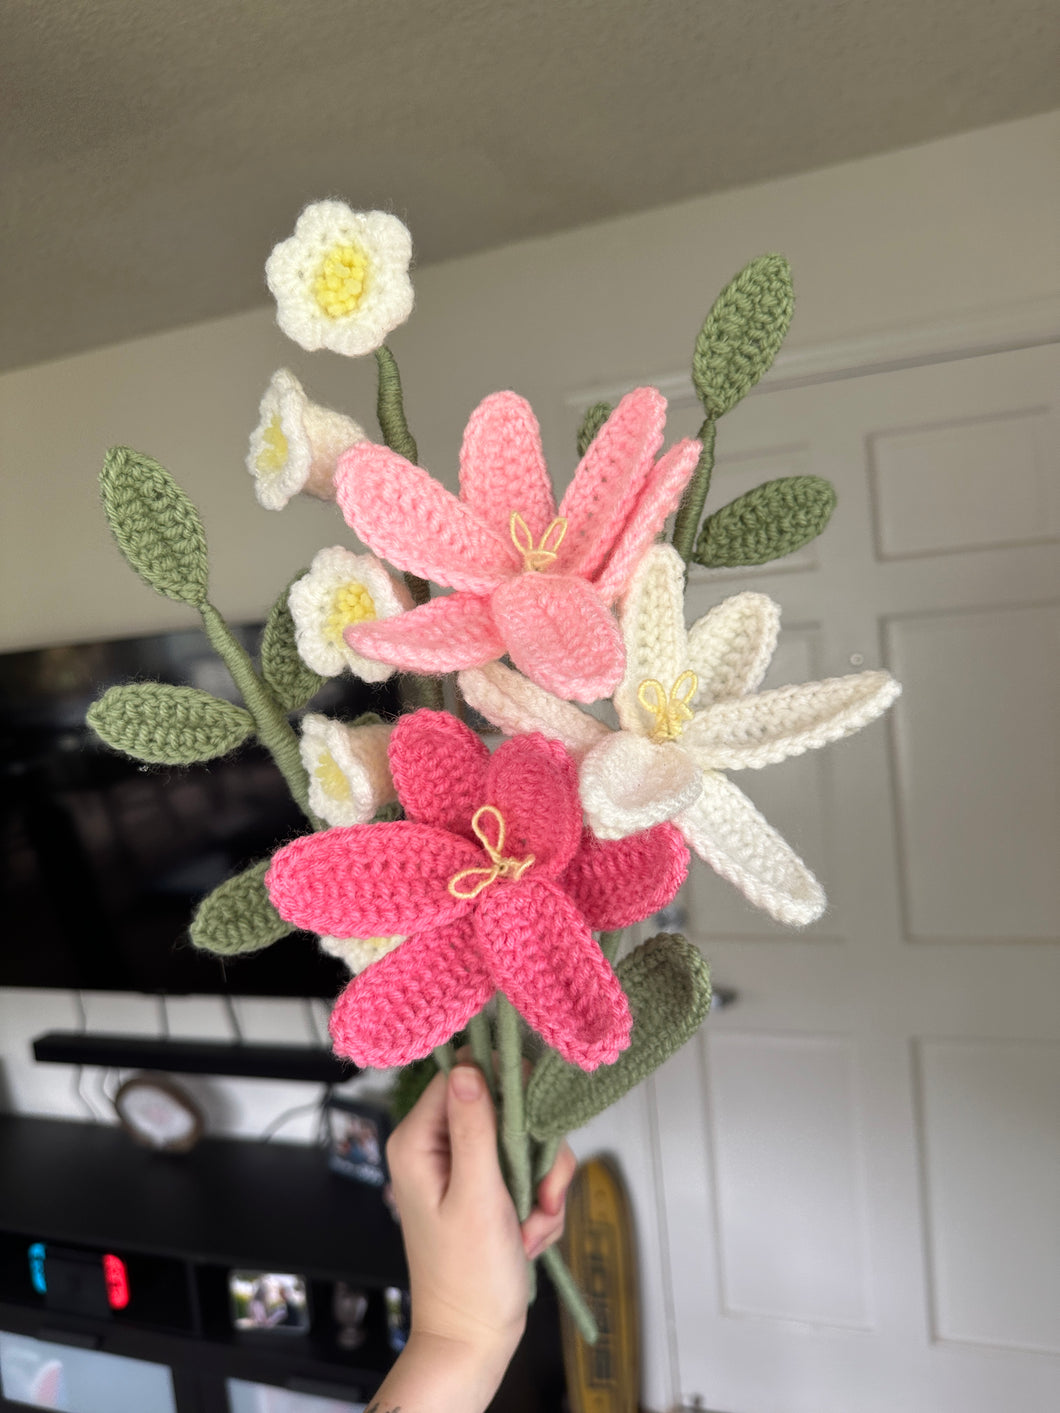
[312, 243, 371, 319]
[255, 415, 289, 474]
[326, 582, 377, 646]
[315, 750, 351, 802]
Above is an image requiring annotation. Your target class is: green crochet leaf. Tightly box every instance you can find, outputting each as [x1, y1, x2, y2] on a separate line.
[100, 447, 209, 606]
[693, 474, 837, 568]
[525, 934, 711, 1141]
[261, 574, 325, 712]
[576, 401, 612, 459]
[692, 254, 794, 418]
[87, 683, 255, 764]
[190, 858, 294, 956]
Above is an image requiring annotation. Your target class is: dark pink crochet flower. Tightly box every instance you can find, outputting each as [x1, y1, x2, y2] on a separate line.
[265, 710, 689, 1071]
[333, 388, 701, 702]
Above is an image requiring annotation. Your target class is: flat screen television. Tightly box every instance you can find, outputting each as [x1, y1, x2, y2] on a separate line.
[0, 625, 400, 997]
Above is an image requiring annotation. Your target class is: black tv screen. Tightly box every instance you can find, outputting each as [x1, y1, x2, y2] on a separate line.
[0, 625, 400, 997]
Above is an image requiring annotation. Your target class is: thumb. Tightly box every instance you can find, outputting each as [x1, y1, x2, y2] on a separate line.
[444, 1063, 503, 1206]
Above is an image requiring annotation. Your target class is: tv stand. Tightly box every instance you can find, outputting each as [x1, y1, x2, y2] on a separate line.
[0, 1115, 565, 1411]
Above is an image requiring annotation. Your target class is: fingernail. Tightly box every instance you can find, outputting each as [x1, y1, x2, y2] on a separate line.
[451, 1065, 484, 1101]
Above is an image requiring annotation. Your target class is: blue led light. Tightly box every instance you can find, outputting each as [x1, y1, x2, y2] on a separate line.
[28, 1241, 47, 1294]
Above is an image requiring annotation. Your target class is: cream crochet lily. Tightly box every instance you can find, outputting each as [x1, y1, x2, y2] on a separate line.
[460, 544, 901, 926]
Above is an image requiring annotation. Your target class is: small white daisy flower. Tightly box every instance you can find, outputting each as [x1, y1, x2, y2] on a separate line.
[299, 712, 396, 828]
[319, 933, 404, 976]
[247, 368, 366, 511]
[288, 547, 412, 682]
[265, 202, 414, 357]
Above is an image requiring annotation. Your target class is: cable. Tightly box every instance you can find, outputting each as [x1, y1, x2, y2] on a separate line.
[223, 993, 244, 1043]
[260, 1085, 331, 1144]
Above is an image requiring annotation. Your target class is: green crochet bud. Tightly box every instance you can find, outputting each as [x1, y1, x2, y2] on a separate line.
[692, 254, 794, 419]
[576, 401, 613, 459]
[190, 858, 293, 956]
[87, 683, 255, 764]
[525, 933, 712, 1140]
[261, 573, 326, 712]
[100, 447, 209, 606]
[693, 474, 837, 568]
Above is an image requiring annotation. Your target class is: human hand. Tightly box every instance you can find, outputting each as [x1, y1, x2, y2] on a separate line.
[381, 1062, 575, 1407]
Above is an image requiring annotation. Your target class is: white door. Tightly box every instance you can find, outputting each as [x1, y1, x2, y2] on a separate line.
[640, 340, 1060, 1412]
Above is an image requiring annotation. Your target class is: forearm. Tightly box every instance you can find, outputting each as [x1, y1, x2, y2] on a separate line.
[367, 1329, 517, 1413]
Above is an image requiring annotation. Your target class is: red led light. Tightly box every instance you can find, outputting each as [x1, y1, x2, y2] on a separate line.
[102, 1253, 129, 1310]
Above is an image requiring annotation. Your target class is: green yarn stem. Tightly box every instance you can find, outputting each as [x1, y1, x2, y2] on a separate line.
[373, 343, 442, 705]
[199, 602, 323, 830]
[496, 995, 532, 1222]
[433, 1043, 454, 1073]
[534, 1135, 562, 1183]
[671, 418, 717, 566]
[598, 929, 624, 965]
[468, 1009, 496, 1101]
[540, 1247, 599, 1344]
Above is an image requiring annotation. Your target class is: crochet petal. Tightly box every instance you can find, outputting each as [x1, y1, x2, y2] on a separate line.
[686, 592, 780, 706]
[580, 734, 702, 840]
[683, 671, 902, 771]
[458, 662, 610, 758]
[475, 879, 632, 1070]
[560, 823, 690, 931]
[459, 391, 557, 540]
[389, 710, 490, 839]
[592, 436, 702, 604]
[345, 592, 506, 674]
[491, 574, 624, 703]
[335, 442, 520, 593]
[613, 544, 690, 732]
[557, 388, 667, 583]
[486, 733, 583, 876]
[329, 918, 493, 1067]
[265, 822, 479, 937]
[675, 772, 825, 926]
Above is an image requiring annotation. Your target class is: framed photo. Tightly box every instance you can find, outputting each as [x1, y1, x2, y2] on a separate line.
[325, 1097, 390, 1188]
[228, 1271, 311, 1334]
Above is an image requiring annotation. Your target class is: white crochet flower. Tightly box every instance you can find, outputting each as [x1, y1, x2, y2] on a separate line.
[289, 547, 412, 682]
[460, 544, 901, 926]
[266, 202, 414, 357]
[319, 932, 404, 975]
[247, 368, 366, 511]
[299, 713, 396, 828]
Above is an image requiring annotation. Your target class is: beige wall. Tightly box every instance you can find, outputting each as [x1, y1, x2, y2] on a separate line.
[2, 110, 1057, 654]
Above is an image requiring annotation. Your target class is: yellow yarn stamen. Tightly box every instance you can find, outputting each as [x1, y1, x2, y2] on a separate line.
[312, 243, 371, 319]
[510, 512, 568, 572]
[325, 580, 377, 646]
[637, 670, 699, 743]
[256, 414, 289, 474]
[447, 804, 536, 900]
[315, 750, 352, 802]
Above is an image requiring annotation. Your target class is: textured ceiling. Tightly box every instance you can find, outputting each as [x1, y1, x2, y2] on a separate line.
[2, 0, 1058, 372]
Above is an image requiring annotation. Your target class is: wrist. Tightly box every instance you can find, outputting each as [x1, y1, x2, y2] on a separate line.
[390, 1327, 520, 1409]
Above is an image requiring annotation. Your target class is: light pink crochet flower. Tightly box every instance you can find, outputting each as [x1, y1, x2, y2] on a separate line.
[265, 710, 689, 1070]
[333, 389, 701, 702]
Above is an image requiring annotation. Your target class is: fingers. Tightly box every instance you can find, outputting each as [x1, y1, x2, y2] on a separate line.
[385, 1071, 451, 1210]
[444, 1063, 506, 1209]
[536, 1142, 577, 1217]
[521, 1143, 577, 1260]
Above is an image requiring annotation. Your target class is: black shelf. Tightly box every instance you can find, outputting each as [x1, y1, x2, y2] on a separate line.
[32, 1033, 354, 1085]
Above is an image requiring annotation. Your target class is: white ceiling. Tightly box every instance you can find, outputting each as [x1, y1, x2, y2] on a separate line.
[3, 0, 1057, 373]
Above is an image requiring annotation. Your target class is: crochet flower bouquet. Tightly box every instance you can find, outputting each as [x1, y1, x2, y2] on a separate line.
[89, 201, 900, 1341]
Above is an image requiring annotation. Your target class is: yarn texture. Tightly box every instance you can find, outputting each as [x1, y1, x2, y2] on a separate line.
[265, 710, 689, 1069]
[265, 202, 414, 357]
[247, 368, 366, 510]
[289, 546, 412, 681]
[100, 447, 209, 606]
[693, 474, 836, 568]
[190, 859, 293, 956]
[88, 683, 254, 764]
[526, 932, 712, 1139]
[334, 388, 701, 701]
[299, 714, 395, 828]
[461, 544, 901, 926]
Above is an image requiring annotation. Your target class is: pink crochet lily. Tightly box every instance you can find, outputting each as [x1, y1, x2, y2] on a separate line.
[333, 388, 701, 702]
[265, 710, 689, 1070]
